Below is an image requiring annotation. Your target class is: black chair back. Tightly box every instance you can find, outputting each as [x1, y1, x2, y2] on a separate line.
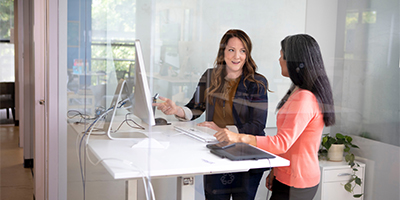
[0, 82, 16, 121]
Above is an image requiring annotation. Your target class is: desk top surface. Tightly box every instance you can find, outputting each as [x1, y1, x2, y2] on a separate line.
[71, 120, 290, 180]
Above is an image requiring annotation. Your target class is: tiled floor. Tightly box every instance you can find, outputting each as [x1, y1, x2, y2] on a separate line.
[0, 110, 34, 200]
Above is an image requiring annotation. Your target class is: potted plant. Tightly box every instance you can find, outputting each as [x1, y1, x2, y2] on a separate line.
[319, 133, 363, 198]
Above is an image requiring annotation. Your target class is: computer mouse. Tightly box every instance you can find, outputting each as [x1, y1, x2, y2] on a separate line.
[155, 117, 170, 125]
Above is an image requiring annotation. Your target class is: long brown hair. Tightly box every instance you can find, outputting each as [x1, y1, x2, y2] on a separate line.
[206, 29, 270, 103]
[277, 34, 335, 126]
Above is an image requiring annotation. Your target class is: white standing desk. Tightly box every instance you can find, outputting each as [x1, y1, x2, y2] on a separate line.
[71, 120, 290, 200]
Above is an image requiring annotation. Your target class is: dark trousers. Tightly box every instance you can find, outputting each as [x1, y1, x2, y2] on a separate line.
[204, 169, 266, 200]
[269, 177, 319, 200]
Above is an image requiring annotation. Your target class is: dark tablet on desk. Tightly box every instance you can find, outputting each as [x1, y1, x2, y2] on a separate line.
[208, 142, 275, 161]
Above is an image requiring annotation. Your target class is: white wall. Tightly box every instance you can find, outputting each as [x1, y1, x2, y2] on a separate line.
[149, 0, 307, 128]
[352, 136, 400, 200]
[305, 0, 338, 84]
[331, 0, 400, 199]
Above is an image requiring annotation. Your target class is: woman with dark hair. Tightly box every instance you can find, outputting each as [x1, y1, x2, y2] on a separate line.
[154, 29, 270, 200]
[214, 34, 335, 200]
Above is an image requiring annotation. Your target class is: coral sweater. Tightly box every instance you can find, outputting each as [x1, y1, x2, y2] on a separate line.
[256, 89, 324, 188]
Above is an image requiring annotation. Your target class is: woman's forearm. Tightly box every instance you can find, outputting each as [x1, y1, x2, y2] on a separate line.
[175, 106, 186, 118]
[239, 134, 257, 146]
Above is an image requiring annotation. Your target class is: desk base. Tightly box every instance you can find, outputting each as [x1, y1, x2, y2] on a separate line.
[127, 180, 137, 200]
[177, 176, 195, 200]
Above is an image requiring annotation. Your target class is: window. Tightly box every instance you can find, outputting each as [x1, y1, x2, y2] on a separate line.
[0, 0, 14, 82]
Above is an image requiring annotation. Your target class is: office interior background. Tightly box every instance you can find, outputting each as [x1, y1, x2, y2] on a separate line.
[0, 0, 399, 199]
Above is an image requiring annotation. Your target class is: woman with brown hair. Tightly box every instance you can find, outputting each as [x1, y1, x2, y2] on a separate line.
[154, 29, 270, 200]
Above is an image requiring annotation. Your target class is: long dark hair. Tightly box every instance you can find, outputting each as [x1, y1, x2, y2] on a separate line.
[206, 29, 270, 102]
[277, 34, 335, 126]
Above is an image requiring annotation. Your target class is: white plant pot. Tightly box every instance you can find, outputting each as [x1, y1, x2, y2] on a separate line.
[328, 144, 344, 161]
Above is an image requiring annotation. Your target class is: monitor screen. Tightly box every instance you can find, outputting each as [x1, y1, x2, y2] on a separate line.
[130, 40, 156, 126]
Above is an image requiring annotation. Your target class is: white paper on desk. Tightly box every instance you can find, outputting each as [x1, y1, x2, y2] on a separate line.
[131, 138, 169, 149]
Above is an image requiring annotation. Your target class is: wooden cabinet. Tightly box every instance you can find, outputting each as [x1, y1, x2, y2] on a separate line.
[313, 160, 365, 200]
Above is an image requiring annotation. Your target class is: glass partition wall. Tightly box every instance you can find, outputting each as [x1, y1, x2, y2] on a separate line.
[62, 0, 399, 200]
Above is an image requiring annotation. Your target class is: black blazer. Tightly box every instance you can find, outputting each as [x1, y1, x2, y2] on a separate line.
[185, 68, 268, 136]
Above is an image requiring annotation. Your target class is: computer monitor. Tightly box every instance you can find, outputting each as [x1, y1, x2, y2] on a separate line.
[102, 40, 156, 140]
[130, 39, 156, 126]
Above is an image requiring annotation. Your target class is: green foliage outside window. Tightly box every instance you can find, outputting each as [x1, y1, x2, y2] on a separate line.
[362, 11, 376, 24]
[0, 0, 14, 40]
[91, 42, 136, 73]
[346, 12, 359, 29]
[91, 0, 137, 75]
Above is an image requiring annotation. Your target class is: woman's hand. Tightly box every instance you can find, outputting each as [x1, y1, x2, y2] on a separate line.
[213, 128, 242, 143]
[214, 129, 258, 146]
[197, 121, 223, 132]
[152, 96, 184, 117]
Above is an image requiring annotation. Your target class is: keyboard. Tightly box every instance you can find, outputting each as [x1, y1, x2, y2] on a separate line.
[174, 125, 219, 143]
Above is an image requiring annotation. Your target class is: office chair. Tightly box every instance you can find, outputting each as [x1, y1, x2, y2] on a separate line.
[0, 82, 15, 123]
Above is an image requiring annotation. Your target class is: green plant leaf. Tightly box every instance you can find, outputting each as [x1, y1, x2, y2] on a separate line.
[328, 137, 337, 146]
[322, 136, 328, 144]
[345, 154, 350, 162]
[345, 153, 355, 163]
[345, 136, 353, 143]
[344, 182, 352, 192]
[355, 177, 362, 185]
[336, 133, 345, 139]
[353, 194, 363, 198]
[347, 153, 355, 161]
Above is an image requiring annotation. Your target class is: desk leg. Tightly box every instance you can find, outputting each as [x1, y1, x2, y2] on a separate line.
[126, 180, 138, 200]
[177, 176, 195, 200]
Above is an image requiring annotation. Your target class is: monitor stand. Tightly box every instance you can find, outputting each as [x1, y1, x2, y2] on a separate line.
[104, 80, 149, 140]
[108, 130, 148, 140]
